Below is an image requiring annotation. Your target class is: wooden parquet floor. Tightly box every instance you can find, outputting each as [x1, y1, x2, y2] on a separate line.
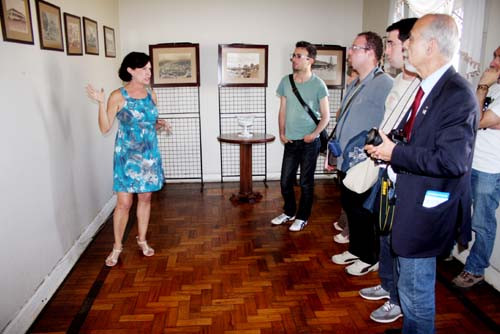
[29, 181, 500, 334]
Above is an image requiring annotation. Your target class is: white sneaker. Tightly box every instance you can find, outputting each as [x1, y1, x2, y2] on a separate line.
[345, 260, 379, 276]
[271, 213, 295, 225]
[289, 219, 308, 231]
[333, 221, 344, 231]
[331, 251, 359, 265]
[333, 233, 349, 244]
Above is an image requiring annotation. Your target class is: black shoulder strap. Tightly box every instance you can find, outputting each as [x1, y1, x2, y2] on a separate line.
[289, 74, 320, 125]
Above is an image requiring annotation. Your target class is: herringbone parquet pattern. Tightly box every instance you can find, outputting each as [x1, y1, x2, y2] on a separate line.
[30, 181, 499, 334]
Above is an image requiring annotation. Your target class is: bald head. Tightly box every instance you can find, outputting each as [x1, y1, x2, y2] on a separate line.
[418, 14, 459, 61]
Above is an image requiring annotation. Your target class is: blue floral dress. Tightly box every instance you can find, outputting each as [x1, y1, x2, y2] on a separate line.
[113, 87, 164, 193]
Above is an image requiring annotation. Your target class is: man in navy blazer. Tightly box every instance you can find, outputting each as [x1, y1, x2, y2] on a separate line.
[365, 14, 478, 334]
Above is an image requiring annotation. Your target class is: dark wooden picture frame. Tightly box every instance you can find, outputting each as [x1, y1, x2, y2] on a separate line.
[103, 25, 116, 58]
[218, 44, 268, 87]
[63, 13, 82, 55]
[312, 44, 346, 89]
[149, 43, 200, 87]
[0, 0, 34, 44]
[35, 0, 63, 51]
[83, 16, 98, 55]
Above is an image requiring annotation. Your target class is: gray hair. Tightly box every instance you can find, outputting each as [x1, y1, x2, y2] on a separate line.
[420, 14, 459, 61]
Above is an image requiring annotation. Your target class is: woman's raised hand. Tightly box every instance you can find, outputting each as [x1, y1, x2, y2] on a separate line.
[86, 84, 105, 104]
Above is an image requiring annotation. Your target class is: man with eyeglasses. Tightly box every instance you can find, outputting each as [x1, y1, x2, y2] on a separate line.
[271, 41, 329, 231]
[330, 32, 393, 275]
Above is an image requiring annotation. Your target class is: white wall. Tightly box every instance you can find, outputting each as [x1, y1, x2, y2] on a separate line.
[0, 0, 120, 331]
[119, 0, 364, 181]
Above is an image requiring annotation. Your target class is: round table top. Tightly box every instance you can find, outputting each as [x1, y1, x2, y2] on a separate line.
[217, 133, 275, 144]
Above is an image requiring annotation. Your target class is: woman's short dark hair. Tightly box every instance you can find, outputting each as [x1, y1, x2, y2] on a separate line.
[118, 52, 151, 82]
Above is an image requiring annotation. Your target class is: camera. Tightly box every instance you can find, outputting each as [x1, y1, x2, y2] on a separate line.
[365, 127, 408, 146]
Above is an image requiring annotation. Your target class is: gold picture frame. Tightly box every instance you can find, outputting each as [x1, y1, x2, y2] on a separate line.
[149, 43, 200, 87]
[0, 0, 34, 44]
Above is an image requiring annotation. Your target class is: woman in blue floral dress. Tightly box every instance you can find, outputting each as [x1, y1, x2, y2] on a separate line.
[87, 52, 169, 266]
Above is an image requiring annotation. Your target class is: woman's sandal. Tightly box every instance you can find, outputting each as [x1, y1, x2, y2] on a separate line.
[105, 247, 122, 267]
[136, 236, 154, 257]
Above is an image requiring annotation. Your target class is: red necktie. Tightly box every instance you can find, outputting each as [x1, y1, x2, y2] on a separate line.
[403, 87, 424, 141]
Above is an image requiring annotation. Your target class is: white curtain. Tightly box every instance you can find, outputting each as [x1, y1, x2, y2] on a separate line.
[405, 0, 454, 16]
[457, 0, 485, 82]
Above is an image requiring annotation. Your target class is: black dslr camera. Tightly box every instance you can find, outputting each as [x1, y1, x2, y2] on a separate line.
[365, 127, 408, 146]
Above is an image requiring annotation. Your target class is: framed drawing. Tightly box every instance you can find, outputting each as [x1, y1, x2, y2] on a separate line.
[312, 45, 346, 89]
[35, 0, 63, 51]
[149, 43, 200, 87]
[0, 0, 34, 44]
[218, 44, 268, 87]
[103, 25, 116, 58]
[83, 16, 98, 55]
[63, 13, 82, 55]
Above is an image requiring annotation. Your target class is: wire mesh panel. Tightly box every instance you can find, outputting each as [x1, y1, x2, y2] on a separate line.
[219, 87, 268, 180]
[155, 87, 203, 183]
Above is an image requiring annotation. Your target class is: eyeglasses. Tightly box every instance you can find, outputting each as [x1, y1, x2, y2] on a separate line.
[290, 53, 310, 60]
[349, 45, 370, 52]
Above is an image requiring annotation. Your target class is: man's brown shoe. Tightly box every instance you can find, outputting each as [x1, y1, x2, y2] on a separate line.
[452, 271, 484, 288]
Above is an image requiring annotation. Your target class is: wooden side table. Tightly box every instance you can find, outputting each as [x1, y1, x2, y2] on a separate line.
[217, 133, 275, 203]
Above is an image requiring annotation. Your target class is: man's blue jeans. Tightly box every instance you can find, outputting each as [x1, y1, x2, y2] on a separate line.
[398, 256, 436, 334]
[379, 234, 399, 305]
[280, 138, 320, 221]
[464, 168, 500, 276]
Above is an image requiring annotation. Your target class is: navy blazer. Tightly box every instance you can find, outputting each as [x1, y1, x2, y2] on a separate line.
[390, 67, 478, 258]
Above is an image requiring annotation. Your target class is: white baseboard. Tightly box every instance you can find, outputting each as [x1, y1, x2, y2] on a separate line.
[2, 196, 117, 334]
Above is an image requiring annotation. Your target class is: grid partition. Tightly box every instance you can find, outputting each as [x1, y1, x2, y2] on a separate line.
[155, 87, 203, 185]
[219, 87, 268, 181]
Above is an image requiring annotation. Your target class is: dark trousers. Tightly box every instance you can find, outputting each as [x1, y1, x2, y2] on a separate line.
[338, 171, 379, 264]
[280, 139, 320, 221]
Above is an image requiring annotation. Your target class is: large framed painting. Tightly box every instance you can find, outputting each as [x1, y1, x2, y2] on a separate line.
[0, 0, 34, 44]
[218, 44, 268, 87]
[103, 25, 116, 58]
[83, 16, 98, 55]
[149, 43, 200, 87]
[63, 13, 82, 55]
[35, 0, 63, 51]
[312, 45, 346, 89]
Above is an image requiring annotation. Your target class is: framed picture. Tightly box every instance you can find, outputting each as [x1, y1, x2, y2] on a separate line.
[312, 45, 346, 89]
[149, 43, 200, 87]
[218, 44, 268, 87]
[63, 13, 82, 55]
[103, 25, 115, 58]
[35, 0, 63, 51]
[0, 0, 34, 44]
[83, 16, 98, 55]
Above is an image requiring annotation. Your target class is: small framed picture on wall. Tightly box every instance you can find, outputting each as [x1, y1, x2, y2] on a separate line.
[35, 0, 63, 51]
[83, 16, 98, 55]
[218, 44, 268, 87]
[103, 25, 116, 58]
[0, 0, 34, 44]
[312, 44, 346, 89]
[63, 13, 82, 55]
[149, 43, 200, 87]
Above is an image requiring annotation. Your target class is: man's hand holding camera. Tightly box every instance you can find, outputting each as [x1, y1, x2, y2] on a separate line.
[364, 130, 396, 162]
